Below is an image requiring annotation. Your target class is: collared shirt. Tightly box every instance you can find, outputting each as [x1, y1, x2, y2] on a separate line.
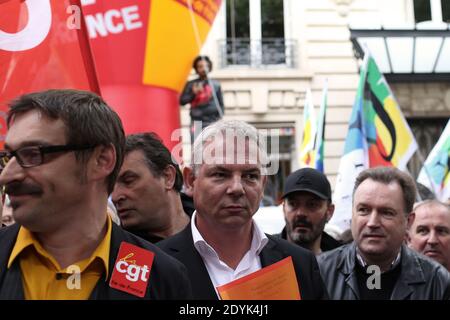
[8, 217, 112, 300]
[355, 248, 402, 300]
[191, 211, 268, 297]
[356, 249, 402, 272]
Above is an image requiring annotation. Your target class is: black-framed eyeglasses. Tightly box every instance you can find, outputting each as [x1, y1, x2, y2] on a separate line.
[0, 144, 95, 170]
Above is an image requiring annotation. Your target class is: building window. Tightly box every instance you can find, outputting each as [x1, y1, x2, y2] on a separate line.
[414, 0, 432, 22]
[258, 127, 294, 206]
[414, 0, 450, 23]
[261, 0, 286, 65]
[443, 0, 450, 22]
[226, 0, 250, 65]
[221, 0, 295, 68]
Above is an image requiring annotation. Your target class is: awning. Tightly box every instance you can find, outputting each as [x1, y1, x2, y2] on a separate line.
[350, 24, 450, 82]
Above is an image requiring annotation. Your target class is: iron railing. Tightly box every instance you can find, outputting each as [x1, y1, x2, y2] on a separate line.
[218, 38, 297, 68]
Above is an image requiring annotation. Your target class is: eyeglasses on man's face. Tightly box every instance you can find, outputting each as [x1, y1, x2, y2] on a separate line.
[0, 144, 94, 171]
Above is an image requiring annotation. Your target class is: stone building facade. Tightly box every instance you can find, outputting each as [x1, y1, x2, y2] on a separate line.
[180, 0, 450, 204]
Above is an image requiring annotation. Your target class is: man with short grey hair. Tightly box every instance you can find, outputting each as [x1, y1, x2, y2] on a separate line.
[158, 120, 328, 299]
[318, 166, 450, 300]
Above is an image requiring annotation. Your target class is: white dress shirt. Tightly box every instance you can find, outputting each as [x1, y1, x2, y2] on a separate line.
[191, 211, 269, 298]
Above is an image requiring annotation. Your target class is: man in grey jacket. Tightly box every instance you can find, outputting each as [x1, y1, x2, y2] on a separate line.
[318, 167, 450, 300]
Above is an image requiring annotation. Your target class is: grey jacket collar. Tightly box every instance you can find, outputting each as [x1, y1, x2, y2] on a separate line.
[338, 242, 426, 299]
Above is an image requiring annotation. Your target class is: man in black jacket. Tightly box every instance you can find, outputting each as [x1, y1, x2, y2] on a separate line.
[158, 120, 328, 300]
[276, 168, 341, 255]
[112, 133, 190, 243]
[179, 55, 224, 143]
[0, 90, 192, 300]
[318, 167, 450, 300]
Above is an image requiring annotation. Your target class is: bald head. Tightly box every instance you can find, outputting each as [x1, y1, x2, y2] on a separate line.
[408, 200, 450, 270]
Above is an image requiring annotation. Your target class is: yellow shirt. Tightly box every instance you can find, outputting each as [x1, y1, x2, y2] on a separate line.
[7, 217, 112, 300]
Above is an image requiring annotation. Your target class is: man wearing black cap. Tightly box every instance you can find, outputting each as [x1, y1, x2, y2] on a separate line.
[277, 168, 341, 255]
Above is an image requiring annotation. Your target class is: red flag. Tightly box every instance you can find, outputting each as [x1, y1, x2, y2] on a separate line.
[82, 0, 221, 157]
[0, 0, 100, 143]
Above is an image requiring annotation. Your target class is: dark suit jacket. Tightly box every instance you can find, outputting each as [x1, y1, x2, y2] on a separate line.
[157, 225, 329, 300]
[0, 223, 192, 300]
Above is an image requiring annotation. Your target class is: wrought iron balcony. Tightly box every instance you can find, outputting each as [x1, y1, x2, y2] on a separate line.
[218, 38, 297, 68]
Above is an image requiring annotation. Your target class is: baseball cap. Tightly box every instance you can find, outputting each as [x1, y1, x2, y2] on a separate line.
[282, 167, 332, 201]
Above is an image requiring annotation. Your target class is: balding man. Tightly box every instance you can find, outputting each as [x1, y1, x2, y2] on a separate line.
[408, 200, 450, 271]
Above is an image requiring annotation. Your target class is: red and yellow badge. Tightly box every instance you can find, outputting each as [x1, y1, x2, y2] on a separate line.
[109, 242, 155, 298]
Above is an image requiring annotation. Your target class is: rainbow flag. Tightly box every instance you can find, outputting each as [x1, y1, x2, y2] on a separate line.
[417, 119, 450, 202]
[299, 88, 317, 167]
[329, 51, 417, 232]
[314, 81, 328, 173]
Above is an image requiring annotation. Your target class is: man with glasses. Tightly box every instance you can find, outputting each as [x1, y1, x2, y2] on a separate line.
[0, 89, 192, 300]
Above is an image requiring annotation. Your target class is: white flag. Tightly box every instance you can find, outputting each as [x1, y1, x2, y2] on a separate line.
[299, 88, 317, 168]
[417, 119, 450, 202]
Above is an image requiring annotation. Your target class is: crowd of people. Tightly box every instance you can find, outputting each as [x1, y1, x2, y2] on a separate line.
[0, 88, 449, 300]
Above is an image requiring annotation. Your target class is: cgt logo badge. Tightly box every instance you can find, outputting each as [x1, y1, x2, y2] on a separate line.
[109, 242, 155, 298]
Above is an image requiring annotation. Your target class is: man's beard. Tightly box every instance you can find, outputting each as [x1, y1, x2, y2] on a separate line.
[288, 215, 327, 247]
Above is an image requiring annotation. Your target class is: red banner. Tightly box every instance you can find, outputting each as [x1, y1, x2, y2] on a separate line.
[82, 0, 221, 155]
[0, 0, 99, 144]
[1, 0, 222, 153]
